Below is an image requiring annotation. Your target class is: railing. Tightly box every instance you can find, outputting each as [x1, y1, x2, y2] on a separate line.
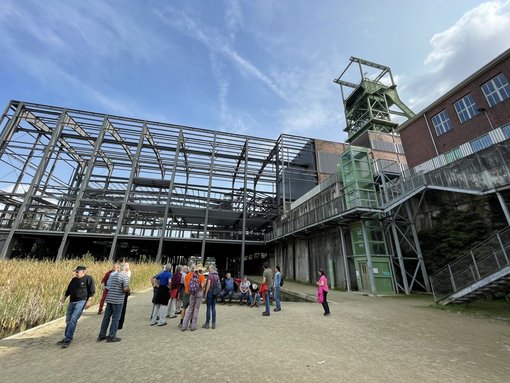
[429, 226, 510, 302]
[381, 139, 510, 206]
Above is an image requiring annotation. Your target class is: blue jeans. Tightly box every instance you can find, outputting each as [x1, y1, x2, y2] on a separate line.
[205, 291, 216, 324]
[239, 291, 250, 304]
[99, 302, 123, 338]
[274, 286, 281, 310]
[64, 300, 86, 342]
[220, 289, 233, 303]
[264, 287, 272, 314]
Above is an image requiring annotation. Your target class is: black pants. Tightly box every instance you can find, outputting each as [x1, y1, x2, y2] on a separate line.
[322, 291, 330, 314]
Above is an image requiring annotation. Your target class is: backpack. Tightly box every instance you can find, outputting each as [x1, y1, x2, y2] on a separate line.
[212, 277, 222, 296]
[280, 275, 284, 287]
[188, 273, 201, 295]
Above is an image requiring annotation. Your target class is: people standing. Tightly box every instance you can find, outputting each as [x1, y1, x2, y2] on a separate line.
[167, 265, 182, 319]
[181, 264, 205, 331]
[273, 266, 282, 312]
[261, 263, 273, 316]
[150, 264, 172, 327]
[97, 263, 130, 342]
[178, 265, 190, 328]
[317, 269, 330, 316]
[57, 265, 95, 348]
[98, 263, 119, 314]
[203, 264, 220, 329]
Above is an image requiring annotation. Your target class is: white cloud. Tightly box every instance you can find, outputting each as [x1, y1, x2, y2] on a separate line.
[404, 0, 510, 112]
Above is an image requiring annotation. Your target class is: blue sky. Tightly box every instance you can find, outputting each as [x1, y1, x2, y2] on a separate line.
[0, 0, 509, 142]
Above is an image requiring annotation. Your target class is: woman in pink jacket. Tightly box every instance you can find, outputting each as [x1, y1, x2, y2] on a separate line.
[317, 269, 330, 316]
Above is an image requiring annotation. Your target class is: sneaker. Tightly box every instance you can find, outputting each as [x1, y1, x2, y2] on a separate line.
[169, 315, 177, 319]
[150, 322, 157, 326]
[324, 312, 331, 316]
[97, 311, 102, 315]
[97, 335, 107, 342]
[211, 323, 216, 329]
[61, 341, 71, 348]
[262, 312, 270, 316]
[273, 308, 281, 312]
[56, 339, 66, 345]
[157, 322, 167, 327]
[202, 323, 209, 329]
[190, 327, 196, 331]
[106, 336, 121, 342]
[178, 323, 183, 328]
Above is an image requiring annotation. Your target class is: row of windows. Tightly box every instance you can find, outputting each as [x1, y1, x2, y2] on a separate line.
[432, 72, 510, 136]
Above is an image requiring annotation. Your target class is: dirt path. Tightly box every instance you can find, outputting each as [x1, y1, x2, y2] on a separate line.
[1, 286, 509, 383]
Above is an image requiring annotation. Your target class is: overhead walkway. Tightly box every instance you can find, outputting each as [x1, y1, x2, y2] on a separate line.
[430, 226, 510, 305]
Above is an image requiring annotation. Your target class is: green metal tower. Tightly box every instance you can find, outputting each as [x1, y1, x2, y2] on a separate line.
[334, 57, 414, 144]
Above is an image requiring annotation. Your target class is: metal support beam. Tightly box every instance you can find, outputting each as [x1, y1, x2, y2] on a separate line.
[361, 220, 377, 292]
[390, 220, 410, 294]
[405, 201, 431, 292]
[497, 192, 510, 225]
[108, 122, 148, 262]
[56, 116, 110, 260]
[156, 129, 183, 263]
[200, 133, 217, 264]
[240, 139, 249, 278]
[0, 109, 67, 259]
[339, 226, 351, 291]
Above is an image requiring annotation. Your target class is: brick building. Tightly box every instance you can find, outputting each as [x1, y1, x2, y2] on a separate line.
[398, 48, 510, 170]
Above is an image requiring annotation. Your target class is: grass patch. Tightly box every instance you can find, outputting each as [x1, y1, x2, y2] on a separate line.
[0, 259, 161, 339]
[431, 299, 510, 320]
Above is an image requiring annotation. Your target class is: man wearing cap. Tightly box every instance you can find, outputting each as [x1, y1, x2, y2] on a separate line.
[57, 265, 95, 348]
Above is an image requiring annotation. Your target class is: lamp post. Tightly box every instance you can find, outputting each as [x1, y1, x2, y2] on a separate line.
[477, 107, 494, 129]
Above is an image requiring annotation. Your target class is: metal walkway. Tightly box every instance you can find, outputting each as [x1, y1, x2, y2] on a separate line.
[430, 226, 510, 305]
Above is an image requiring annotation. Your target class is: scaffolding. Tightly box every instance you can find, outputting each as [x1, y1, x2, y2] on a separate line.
[0, 101, 318, 273]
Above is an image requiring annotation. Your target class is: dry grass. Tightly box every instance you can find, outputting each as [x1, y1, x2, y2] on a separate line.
[0, 259, 160, 339]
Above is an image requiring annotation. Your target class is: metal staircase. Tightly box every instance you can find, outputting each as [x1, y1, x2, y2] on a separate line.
[430, 226, 510, 305]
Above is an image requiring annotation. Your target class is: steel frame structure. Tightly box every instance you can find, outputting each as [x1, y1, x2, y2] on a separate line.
[0, 101, 318, 274]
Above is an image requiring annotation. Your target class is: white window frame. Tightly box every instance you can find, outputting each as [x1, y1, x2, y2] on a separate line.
[454, 94, 479, 123]
[481, 73, 510, 107]
[431, 110, 453, 136]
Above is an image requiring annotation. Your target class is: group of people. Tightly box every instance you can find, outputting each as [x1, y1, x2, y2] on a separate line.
[57, 260, 330, 348]
[57, 262, 131, 348]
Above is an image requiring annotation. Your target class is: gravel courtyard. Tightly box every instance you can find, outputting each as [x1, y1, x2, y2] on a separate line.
[1, 283, 509, 383]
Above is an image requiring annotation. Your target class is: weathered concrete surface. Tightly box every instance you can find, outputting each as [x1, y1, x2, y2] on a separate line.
[1, 281, 509, 383]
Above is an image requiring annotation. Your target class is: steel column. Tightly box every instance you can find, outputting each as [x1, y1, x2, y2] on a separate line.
[496, 192, 510, 225]
[156, 129, 183, 263]
[405, 200, 431, 292]
[108, 122, 148, 262]
[339, 226, 351, 291]
[390, 220, 410, 294]
[200, 133, 217, 264]
[56, 116, 110, 260]
[0, 109, 67, 259]
[240, 139, 249, 278]
[361, 220, 377, 292]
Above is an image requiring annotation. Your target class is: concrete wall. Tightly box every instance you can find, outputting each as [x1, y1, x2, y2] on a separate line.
[269, 227, 350, 289]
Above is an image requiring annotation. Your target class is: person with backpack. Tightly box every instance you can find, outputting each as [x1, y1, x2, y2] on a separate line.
[273, 265, 282, 312]
[202, 264, 220, 329]
[181, 264, 205, 331]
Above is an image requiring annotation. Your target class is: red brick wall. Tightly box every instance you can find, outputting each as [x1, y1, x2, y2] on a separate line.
[400, 54, 510, 169]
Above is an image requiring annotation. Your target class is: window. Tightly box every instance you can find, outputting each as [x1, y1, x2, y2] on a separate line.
[454, 94, 479, 123]
[470, 134, 493, 152]
[444, 148, 463, 163]
[431, 110, 453, 136]
[481, 73, 510, 107]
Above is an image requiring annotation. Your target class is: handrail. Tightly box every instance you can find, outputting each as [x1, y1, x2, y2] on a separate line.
[429, 226, 510, 302]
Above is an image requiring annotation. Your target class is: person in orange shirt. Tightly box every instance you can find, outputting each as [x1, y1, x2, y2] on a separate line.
[181, 264, 206, 331]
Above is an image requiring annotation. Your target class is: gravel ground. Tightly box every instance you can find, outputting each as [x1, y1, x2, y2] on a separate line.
[1, 283, 509, 383]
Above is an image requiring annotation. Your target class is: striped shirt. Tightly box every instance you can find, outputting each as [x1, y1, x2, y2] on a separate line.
[106, 271, 130, 304]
